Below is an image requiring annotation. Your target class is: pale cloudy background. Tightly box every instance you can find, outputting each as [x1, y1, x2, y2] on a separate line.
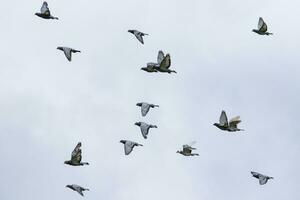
[0, 0, 299, 199]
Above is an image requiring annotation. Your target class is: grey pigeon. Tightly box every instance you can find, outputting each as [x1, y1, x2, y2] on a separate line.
[57, 47, 81, 62]
[120, 140, 143, 155]
[252, 17, 272, 35]
[35, 2, 58, 20]
[66, 184, 89, 196]
[177, 141, 199, 156]
[135, 122, 158, 139]
[153, 50, 176, 73]
[128, 29, 148, 44]
[64, 142, 89, 166]
[251, 171, 273, 185]
[213, 110, 244, 132]
[136, 102, 159, 117]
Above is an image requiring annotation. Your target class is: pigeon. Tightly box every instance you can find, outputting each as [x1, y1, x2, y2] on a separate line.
[177, 141, 199, 156]
[120, 140, 143, 155]
[135, 122, 158, 139]
[251, 171, 273, 185]
[252, 17, 273, 35]
[35, 2, 58, 20]
[136, 102, 159, 117]
[64, 142, 89, 166]
[213, 110, 244, 132]
[66, 184, 89, 196]
[128, 30, 148, 44]
[153, 50, 176, 73]
[57, 47, 81, 62]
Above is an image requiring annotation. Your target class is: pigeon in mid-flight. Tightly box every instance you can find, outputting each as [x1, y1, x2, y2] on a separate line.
[213, 110, 244, 132]
[135, 122, 158, 139]
[66, 184, 89, 196]
[136, 102, 159, 117]
[252, 17, 272, 35]
[35, 2, 58, 20]
[153, 50, 176, 74]
[64, 142, 89, 166]
[128, 30, 148, 44]
[57, 47, 81, 62]
[177, 141, 199, 156]
[251, 171, 273, 185]
[120, 140, 143, 155]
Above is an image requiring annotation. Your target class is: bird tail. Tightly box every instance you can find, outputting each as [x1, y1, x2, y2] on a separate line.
[171, 70, 177, 73]
[74, 50, 81, 53]
[151, 125, 158, 128]
[266, 32, 273, 35]
[82, 162, 89, 165]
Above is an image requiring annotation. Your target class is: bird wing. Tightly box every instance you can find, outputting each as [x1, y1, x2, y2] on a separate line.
[259, 176, 268, 185]
[141, 103, 150, 117]
[41, 1, 50, 15]
[62, 48, 72, 61]
[157, 50, 165, 64]
[134, 32, 144, 44]
[140, 123, 149, 138]
[159, 54, 171, 69]
[183, 145, 192, 154]
[258, 17, 267, 32]
[71, 142, 82, 163]
[219, 110, 228, 126]
[124, 141, 134, 155]
[229, 116, 241, 128]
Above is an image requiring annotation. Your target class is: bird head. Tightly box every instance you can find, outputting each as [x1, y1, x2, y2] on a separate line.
[134, 122, 141, 126]
[64, 160, 71, 165]
[176, 150, 180, 154]
[57, 47, 63, 51]
[120, 140, 126, 144]
[141, 67, 148, 72]
[128, 30, 134, 34]
[213, 123, 219, 127]
[136, 103, 142, 106]
[66, 185, 72, 189]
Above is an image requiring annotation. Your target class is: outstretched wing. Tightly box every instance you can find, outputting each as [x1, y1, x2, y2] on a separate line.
[259, 176, 268, 185]
[183, 145, 193, 153]
[219, 110, 228, 126]
[41, 1, 50, 15]
[258, 17, 267, 32]
[134, 32, 144, 44]
[71, 142, 82, 163]
[63, 48, 72, 61]
[157, 50, 165, 64]
[124, 141, 134, 155]
[140, 123, 149, 139]
[229, 116, 241, 128]
[141, 103, 150, 117]
[159, 54, 171, 69]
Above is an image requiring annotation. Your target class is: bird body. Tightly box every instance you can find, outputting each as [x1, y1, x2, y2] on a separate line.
[177, 142, 199, 156]
[35, 2, 58, 20]
[252, 17, 272, 35]
[120, 140, 143, 155]
[66, 184, 89, 196]
[64, 142, 89, 166]
[214, 110, 244, 132]
[57, 47, 81, 61]
[136, 102, 159, 117]
[128, 29, 148, 44]
[251, 171, 273, 185]
[135, 122, 158, 139]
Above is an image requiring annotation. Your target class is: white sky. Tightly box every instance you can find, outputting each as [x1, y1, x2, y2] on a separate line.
[0, 0, 299, 199]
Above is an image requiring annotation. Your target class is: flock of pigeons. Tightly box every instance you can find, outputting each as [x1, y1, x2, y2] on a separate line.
[34, 1, 274, 197]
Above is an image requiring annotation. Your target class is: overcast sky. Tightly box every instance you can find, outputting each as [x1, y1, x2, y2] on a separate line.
[0, 0, 299, 199]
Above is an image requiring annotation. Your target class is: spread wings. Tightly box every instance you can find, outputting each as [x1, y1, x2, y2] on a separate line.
[134, 32, 144, 44]
[159, 54, 171, 69]
[124, 141, 135, 155]
[229, 116, 241, 128]
[63, 48, 72, 61]
[41, 1, 50, 15]
[71, 142, 82, 164]
[157, 50, 165, 64]
[219, 110, 228, 126]
[258, 17, 267, 33]
[141, 103, 150, 117]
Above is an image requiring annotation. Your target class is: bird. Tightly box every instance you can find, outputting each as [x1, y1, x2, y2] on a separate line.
[252, 17, 273, 35]
[57, 47, 81, 62]
[136, 102, 159, 117]
[251, 171, 273, 185]
[213, 110, 244, 132]
[128, 30, 148, 44]
[119, 140, 143, 155]
[177, 141, 199, 156]
[64, 142, 89, 166]
[66, 184, 89, 196]
[153, 50, 176, 73]
[135, 122, 158, 139]
[35, 2, 58, 20]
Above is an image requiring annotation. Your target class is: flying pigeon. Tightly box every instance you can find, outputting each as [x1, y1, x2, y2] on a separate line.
[177, 141, 199, 156]
[135, 122, 158, 139]
[57, 47, 81, 62]
[153, 50, 176, 74]
[252, 17, 273, 35]
[64, 142, 89, 166]
[136, 102, 159, 117]
[35, 2, 58, 20]
[128, 30, 148, 44]
[213, 110, 244, 132]
[120, 140, 143, 155]
[66, 184, 89, 196]
[251, 171, 273, 185]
